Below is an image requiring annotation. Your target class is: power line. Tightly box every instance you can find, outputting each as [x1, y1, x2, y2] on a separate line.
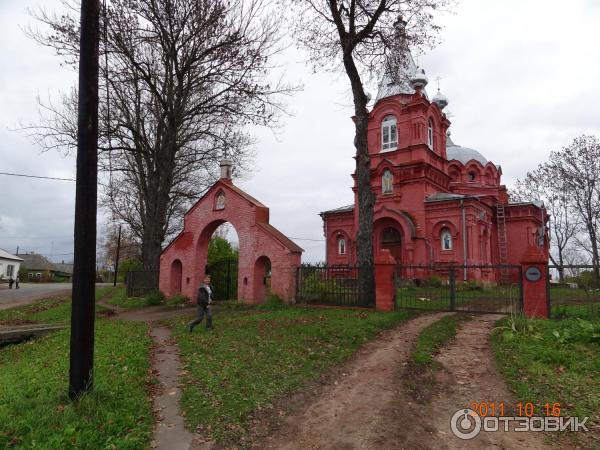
[0, 172, 75, 181]
[0, 235, 73, 239]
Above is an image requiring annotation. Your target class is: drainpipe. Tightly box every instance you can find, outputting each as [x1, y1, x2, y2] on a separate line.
[461, 199, 468, 281]
[415, 237, 434, 266]
[322, 214, 328, 263]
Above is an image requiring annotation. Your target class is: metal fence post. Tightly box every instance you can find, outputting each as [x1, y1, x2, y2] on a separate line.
[449, 267, 456, 311]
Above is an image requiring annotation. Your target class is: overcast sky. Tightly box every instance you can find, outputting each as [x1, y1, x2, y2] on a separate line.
[1, 0, 600, 263]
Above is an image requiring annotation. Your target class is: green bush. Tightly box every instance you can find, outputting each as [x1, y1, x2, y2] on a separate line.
[257, 294, 287, 310]
[457, 280, 483, 291]
[166, 294, 189, 307]
[145, 290, 165, 306]
[422, 275, 442, 288]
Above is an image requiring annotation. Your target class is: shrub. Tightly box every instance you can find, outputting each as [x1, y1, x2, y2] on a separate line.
[145, 290, 166, 306]
[166, 294, 189, 307]
[422, 275, 442, 288]
[257, 294, 287, 310]
[457, 280, 483, 291]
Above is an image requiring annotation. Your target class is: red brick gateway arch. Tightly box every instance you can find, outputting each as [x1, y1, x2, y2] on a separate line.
[159, 160, 303, 304]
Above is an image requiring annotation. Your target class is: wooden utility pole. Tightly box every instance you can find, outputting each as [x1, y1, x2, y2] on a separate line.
[69, 0, 100, 400]
[113, 224, 121, 286]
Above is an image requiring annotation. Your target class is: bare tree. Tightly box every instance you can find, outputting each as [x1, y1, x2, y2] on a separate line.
[25, 0, 292, 269]
[548, 135, 600, 281]
[98, 222, 141, 268]
[289, 0, 451, 301]
[513, 164, 579, 280]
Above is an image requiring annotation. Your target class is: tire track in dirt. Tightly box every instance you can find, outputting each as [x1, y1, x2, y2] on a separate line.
[252, 312, 451, 450]
[422, 315, 552, 449]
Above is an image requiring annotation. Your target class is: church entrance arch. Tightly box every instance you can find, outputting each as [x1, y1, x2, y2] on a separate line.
[374, 218, 404, 264]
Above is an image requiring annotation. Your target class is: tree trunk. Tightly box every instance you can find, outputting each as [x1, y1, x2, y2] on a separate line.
[343, 50, 375, 304]
[587, 222, 600, 283]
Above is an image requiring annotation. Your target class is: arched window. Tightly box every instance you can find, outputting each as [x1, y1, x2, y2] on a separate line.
[468, 171, 477, 182]
[337, 236, 346, 255]
[382, 169, 393, 194]
[427, 119, 434, 150]
[441, 229, 452, 250]
[215, 191, 225, 210]
[381, 116, 398, 151]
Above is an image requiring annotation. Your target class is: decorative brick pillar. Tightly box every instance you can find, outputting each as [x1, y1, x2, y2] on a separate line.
[520, 245, 549, 319]
[375, 249, 396, 311]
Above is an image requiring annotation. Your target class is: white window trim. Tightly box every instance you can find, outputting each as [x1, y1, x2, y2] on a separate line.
[427, 119, 434, 150]
[381, 116, 398, 152]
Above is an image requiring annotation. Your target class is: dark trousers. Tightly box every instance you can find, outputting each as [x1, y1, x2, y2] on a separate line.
[188, 304, 212, 330]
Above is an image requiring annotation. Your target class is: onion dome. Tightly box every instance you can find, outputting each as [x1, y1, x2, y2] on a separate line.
[410, 67, 428, 90]
[432, 88, 448, 110]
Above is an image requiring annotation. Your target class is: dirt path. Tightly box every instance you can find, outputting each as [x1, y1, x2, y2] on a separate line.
[150, 326, 196, 450]
[421, 315, 551, 449]
[252, 312, 451, 450]
[103, 302, 198, 450]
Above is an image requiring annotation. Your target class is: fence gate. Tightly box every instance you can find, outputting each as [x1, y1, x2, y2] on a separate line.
[126, 269, 159, 297]
[547, 265, 600, 318]
[395, 265, 522, 314]
[206, 258, 238, 301]
[296, 265, 373, 307]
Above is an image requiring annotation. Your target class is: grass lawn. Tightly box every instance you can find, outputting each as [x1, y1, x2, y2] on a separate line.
[168, 306, 417, 445]
[0, 292, 154, 449]
[404, 313, 471, 401]
[492, 316, 600, 448]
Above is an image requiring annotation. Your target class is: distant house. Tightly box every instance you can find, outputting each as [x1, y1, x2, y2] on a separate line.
[0, 248, 23, 281]
[54, 261, 74, 278]
[18, 253, 73, 281]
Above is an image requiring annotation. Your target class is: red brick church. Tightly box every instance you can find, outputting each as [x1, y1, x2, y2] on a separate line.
[320, 55, 549, 281]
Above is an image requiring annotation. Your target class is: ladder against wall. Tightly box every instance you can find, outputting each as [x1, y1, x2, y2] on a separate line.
[496, 204, 510, 284]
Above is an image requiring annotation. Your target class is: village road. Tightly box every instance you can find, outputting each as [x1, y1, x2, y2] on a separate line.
[0, 283, 109, 310]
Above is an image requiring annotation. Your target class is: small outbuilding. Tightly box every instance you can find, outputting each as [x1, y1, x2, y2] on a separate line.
[0, 248, 23, 281]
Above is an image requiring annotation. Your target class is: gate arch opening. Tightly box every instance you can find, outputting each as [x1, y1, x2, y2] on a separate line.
[206, 223, 239, 301]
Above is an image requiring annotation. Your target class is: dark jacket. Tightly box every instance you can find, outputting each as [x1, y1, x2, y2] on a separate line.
[197, 284, 212, 306]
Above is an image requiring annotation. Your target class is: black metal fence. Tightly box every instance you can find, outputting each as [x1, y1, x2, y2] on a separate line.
[206, 258, 238, 301]
[395, 265, 522, 314]
[296, 265, 374, 307]
[548, 265, 600, 318]
[125, 269, 159, 297]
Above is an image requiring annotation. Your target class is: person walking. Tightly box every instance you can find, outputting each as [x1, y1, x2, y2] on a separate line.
[8, 277, 13, 289]
[188, 275, 213, 332]
[15, 276, 20, 289]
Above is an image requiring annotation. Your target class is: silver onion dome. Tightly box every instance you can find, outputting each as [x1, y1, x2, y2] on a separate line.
[410, 67, 428, 90]
[432, 88, 448, 110]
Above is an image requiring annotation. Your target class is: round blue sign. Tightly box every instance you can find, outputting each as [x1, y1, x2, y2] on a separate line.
[525, 266, 542, 282]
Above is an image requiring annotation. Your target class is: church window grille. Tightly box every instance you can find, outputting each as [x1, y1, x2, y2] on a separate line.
[381, 116, 397, 151]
